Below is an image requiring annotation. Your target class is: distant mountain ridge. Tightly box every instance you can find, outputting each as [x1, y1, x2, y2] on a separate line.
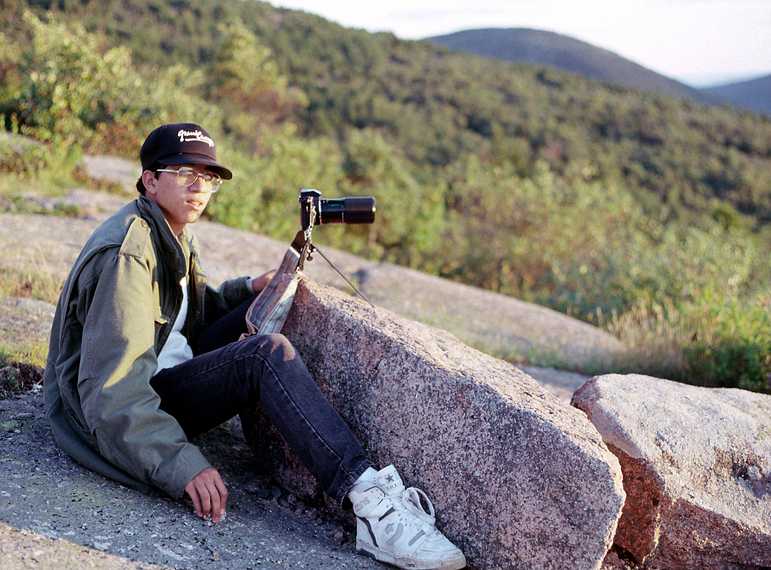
[425, 28, 715, 103]
[701, 74, 771, 116]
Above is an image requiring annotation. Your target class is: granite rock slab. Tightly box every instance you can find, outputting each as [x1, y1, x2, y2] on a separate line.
[572, 374, 771, 569]
[247, 278, 625, 570]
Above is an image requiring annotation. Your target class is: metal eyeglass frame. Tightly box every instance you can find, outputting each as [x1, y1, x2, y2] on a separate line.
[155, 167, 223, 193]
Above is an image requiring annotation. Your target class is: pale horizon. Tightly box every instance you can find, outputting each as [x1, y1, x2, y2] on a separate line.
[265, 0, 771, 87]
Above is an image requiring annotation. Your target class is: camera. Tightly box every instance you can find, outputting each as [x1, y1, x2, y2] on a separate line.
[299, 188, 376, 230]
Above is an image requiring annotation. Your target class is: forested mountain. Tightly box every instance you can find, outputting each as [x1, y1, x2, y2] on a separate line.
[3, 0, 768, 223]
[425, 28, 712, 104]
[0, 0, 769, 390]
[702, 74, 771, 116]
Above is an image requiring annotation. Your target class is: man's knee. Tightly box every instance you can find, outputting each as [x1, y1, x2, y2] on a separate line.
[245, 332, 296, 362]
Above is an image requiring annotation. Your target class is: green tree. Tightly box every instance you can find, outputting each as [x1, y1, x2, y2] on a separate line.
[1, 11, 220, 153]
[209, 19, 307, 149]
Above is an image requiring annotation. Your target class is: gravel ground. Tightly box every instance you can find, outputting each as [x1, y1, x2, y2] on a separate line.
[0, 522, 162, 569]
[0, 390, 380, 570]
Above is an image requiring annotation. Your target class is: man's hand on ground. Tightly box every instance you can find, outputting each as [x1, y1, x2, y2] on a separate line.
[251, 269, 277, 294]
[185, 467, 228, 523]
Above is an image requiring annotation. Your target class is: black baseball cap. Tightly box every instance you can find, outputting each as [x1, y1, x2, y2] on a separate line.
[139, 123, 232, 179]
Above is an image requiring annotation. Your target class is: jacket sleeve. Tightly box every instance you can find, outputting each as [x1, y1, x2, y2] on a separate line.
[77, 250, 211, 498]
[203, 276, 254, 325]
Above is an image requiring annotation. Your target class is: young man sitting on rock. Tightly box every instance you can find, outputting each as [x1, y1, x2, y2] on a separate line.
[43, 123, 466, 570]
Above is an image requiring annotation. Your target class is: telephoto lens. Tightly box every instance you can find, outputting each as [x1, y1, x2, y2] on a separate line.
[299, 189, 376, 228]
[319, 196, 376, 224]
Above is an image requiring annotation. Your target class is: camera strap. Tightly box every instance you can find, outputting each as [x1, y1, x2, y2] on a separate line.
[308, 244, 374, 308]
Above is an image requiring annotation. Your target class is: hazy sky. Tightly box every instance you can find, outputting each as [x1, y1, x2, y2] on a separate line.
[267, 0, 771, 86]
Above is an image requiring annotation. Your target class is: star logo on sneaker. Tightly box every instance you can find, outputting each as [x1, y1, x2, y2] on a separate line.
[386, 474, 395, 483]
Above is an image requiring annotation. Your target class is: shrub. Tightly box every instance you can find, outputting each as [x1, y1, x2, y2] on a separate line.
[603, 290, 770, 393]
[683, 291, 770, 393]
[0, 6, 767, 393]
[0, 130, 82, 194]
[0, 343, 47, 399]
[1, 12, 221, 154]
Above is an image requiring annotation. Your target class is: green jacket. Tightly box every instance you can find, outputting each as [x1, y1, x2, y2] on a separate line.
[43, 196, 253, 497]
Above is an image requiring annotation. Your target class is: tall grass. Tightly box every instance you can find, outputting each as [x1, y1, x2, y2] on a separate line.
[0, 342, 48, 370]
[0, 342, 47, 399]
[0, 266, 62, 304]
[600, 291, 770, 393]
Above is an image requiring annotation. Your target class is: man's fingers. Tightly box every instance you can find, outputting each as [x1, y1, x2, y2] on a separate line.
[251, 269, 277, 293]
[206, 480, 221, 522]
[185, 483, 203, 518]
[213, 475, 229, 516]
[195, 479, 212, 518]
[186, 468, 228, 523]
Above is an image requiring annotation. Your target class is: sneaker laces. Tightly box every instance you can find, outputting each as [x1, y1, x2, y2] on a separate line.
[401, 486, 436, 526]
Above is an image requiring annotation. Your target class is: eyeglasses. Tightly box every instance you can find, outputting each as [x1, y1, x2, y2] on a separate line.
[156, 167, 224, 193]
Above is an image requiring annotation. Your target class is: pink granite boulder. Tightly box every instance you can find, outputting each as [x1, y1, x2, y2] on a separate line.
[245, 278, 625, 569]
[572, 374, 771, 569]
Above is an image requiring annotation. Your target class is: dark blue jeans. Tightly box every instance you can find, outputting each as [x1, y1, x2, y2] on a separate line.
[150, 298, 372, 503]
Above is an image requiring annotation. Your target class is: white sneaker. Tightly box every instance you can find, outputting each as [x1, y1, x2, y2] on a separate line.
[349, 465, 466, 570]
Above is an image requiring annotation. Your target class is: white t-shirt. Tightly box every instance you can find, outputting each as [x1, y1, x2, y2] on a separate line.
[154, 276, 194, 374]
